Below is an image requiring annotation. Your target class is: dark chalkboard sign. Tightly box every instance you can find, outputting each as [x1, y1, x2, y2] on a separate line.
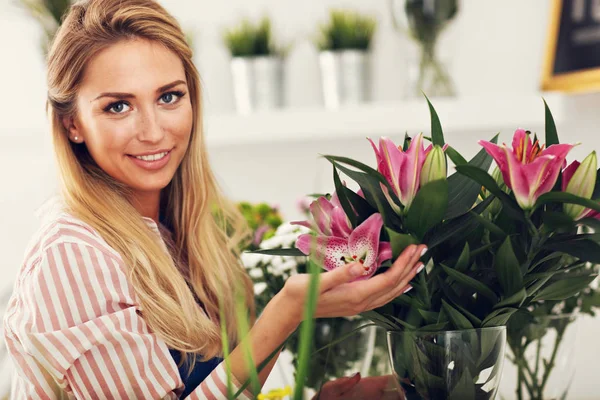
[542, 0, 600, 92]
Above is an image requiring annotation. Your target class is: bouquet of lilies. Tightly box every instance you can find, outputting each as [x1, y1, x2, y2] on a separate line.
[245, 98, 600, 399]
[273, 99, 599, 335]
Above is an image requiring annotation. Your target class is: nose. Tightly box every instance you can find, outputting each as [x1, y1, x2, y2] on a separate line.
[137, 107, 165, 144]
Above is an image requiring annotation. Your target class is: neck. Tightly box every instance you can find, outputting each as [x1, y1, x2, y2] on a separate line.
[130, 190, 161, 223]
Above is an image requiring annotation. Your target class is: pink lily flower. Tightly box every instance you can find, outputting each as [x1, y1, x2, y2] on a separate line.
[291, 194, 353, 238]
[296, 213, 392, 280]
[479, 129, 575, 210]
[368, 134, 432, 210]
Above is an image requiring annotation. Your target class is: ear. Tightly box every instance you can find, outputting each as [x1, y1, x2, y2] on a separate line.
[62, 115, 84, 143]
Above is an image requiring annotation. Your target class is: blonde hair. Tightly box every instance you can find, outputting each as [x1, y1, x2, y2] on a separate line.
[46, 0, 254, 362]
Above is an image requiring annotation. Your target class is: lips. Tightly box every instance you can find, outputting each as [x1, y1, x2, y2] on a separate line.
[127, 149, 173, 171]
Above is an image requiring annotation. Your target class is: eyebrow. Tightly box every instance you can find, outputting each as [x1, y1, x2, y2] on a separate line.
[92, 79, 187, 101]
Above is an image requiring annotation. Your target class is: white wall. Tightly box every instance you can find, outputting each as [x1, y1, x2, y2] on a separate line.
[1, 0, 599, 398]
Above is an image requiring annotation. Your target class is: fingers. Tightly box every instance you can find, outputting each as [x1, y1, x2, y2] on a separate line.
[360, 244, 426, 295]
[365, 256, 426, 310]
[318, 262, 365, 293]
[314, 244, 428, 317]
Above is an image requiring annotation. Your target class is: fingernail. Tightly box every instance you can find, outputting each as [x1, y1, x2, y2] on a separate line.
[420, 247, 428, 257]
[416, 263, 425, 274]
[403, 286, 413, 293]
[350, 263, 364, 277]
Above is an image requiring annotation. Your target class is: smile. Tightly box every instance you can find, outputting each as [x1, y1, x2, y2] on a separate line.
[133, 151, 170, 161]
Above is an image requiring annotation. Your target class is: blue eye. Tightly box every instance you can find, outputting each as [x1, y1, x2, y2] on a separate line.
[159, 91, 185, 105]
[105, 101, 130, 114]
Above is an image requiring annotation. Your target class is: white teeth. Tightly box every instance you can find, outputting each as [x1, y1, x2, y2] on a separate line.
[134, 151, 168, 161]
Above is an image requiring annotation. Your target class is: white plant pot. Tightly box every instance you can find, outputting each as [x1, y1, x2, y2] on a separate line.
[230, 56, 285, 114]
[319, 50, 371, 109]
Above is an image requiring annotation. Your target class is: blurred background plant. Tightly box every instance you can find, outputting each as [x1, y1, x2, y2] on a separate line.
[223, 16, 288, 58]
[315, 9, 377, 52]
[16, 0, 195, 55]
[16, 0, 71, 54]
[390, 0, 458, 97]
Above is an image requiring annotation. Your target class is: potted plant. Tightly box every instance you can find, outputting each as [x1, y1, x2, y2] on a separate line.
[315, 9, 377, 109]
[223, 16, 288, 114]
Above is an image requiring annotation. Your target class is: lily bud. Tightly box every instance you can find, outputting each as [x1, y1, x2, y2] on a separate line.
[563, 151, 597, 219]
[420, 145, 447, 186]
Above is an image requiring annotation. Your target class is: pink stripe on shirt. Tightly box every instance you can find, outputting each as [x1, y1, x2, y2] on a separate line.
[4, 211, 255, 399]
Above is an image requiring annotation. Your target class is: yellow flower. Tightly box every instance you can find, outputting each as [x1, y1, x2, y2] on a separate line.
[257, 386, 292, 400]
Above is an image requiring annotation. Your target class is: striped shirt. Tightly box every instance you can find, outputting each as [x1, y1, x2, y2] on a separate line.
[3, 200, 254, 399]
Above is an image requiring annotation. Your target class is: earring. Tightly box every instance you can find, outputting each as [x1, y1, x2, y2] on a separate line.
[73, 136, 79, 142]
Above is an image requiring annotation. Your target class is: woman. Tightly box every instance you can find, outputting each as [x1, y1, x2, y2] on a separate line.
[3, 0, 426, 398]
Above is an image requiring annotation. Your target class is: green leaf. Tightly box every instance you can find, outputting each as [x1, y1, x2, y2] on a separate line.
[427, 196, 494, 249]
[234, 293, 261, 395]
[406, 179, 449, 240]
[326, 157, 401, 228]
[455, 164, 523, 219]
[470, 211, 507, 238]
[447, 366, 476, 400]
[441, 264, 498, 303]
[444, 134, 499, 220]
[442, 300, 474, 330]
[494, 288, 527, 309]
[543, 238, 600, 264]
[387, 229, 419, 259]
[418, 322, 451, 331]
[417, 309, 440, 324]
[293, 259, 321, 400]
[249, 248, 306, 257]
[425, 94, 445, 147]
[361, 310, 397, 330]
[542, 211, 575, 231]
[388, 314, 418, 330]
[455, 243, 470, 272]
[543, 98, 559, 146]
[495, 237, 524, 295]
[533, 275, 598, 301]
[534, 191, 600, 213]
[445, 146, 468, 166]
[332, 166, 357, 227]
[312, 323, 378, 355]
[482, 307, 518, 327]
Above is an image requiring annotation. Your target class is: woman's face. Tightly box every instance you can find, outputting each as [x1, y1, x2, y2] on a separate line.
[64, 38, 193, 200]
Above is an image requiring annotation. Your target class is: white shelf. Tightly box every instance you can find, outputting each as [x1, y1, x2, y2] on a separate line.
[204, 93, 566, 147]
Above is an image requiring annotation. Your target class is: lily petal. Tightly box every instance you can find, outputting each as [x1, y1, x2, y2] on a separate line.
[310, 197, 335, 236]
[331, 206, 353, 238]
[348, 213, 384, 274]
[378, 242, 392, 262]
[399, 133, 428, 208]
[296, 234, 349, 271]
[562, 160, 580, 191]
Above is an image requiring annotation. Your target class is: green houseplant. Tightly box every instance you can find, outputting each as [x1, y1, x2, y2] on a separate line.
[315, 10, 377, 108]
[223, 16, 288, 114]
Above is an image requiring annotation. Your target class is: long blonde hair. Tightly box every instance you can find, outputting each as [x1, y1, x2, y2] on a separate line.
[46, 0, 254, 361]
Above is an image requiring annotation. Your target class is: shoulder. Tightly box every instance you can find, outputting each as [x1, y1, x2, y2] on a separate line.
[23, 199, 122, 271]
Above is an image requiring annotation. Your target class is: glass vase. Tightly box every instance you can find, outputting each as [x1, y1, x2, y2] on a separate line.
[387, 327, 507, 399]
[501, 313, 579, 400]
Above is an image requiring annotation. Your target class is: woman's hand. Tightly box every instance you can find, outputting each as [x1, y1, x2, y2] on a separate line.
[312, 373, 405, 400]
[279, 244, 427, 325]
